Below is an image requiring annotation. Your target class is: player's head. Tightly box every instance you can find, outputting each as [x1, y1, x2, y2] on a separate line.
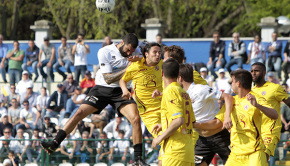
[163, 45, 185, 64]
[162, 58, 179, 80]
[178, 64, 193, 87]
[251, 62, 266, 83]
[119, 33, 138, 57]
[142, 42, 161, 65]
[230, 70, 252, 93]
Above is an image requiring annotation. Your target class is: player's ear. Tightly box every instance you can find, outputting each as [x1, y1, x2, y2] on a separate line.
[120, 40, 124, 46]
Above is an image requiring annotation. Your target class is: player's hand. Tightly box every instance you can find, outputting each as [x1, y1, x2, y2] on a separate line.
[127, 55, 141, 62]
[152, 136, 162, 149]
[122, 90, 131, 100]
[223, 115, 232, 131]
[152, 89, 162, 98]
[151, 123, 162, 135]
[247, 93, 258, 107]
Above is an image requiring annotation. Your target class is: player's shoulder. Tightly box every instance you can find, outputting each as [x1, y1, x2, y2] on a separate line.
[98, 44, 116, 55]
[165, 82, 185, 95]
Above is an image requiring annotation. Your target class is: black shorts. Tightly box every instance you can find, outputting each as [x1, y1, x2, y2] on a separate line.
[195, 129, 231, 165]
[82, 85, 136, 116]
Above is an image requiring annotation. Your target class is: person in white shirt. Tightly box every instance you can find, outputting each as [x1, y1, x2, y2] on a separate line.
[200, 67, 213, 86]
[109, 130, 130, 166]
[57, 134, 77, 163]
[15, 128, 32, 162]
[36, 87, 49, 117]
[17, 100, 40, 131]
[0, 100, 7, 123]
[246, 34, 265, 65]
[72, 33, 90, 83]
[215, 68, 232, 94]
[0, 128, 20, 162]
[96, 132, 113, 164]
[103, 116, 131, 139]
[178, 64, 233, 166]
[64, 86, 86, 119]
[15, 71, 33, 95]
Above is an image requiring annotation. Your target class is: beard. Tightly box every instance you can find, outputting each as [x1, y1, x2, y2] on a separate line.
[253, 74, 263, 83]
[119, 44, 130, 57]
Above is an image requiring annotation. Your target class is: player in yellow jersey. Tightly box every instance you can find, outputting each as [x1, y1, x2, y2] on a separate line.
[251, 62, 290, 164]
[120, 42, 163, 137]
[151, 59, 196, 166]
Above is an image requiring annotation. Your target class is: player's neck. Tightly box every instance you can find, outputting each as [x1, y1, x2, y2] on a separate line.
[255, 80, 266, 87]
[163, 78, 177, 89]
[183, 82, 192, 91]
[145, 60, 158, 67]
[238, 88, 251, 98]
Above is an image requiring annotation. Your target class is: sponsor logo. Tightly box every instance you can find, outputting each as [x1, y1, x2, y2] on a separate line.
[155, 66, 159, 71]
[85, 96, 98, 104]
[112, 56, 116, 59]
[244, 104, 249, 110]
[101, 63, 105, 66]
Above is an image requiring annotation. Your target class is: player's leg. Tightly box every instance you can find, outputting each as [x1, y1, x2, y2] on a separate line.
[140, 110, 161, 138]
[248, 150, 268, 166]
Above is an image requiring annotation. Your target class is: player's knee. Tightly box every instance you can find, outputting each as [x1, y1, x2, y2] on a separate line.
[131, 115, 141, 126]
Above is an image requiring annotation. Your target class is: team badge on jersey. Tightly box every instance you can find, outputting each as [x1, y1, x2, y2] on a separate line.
[244, 104, 249, 110]
[112, 56, 116, 59]
[262, 91, 266, 96]
[155, 66, 159, 71]
[182, 128, 187, 135]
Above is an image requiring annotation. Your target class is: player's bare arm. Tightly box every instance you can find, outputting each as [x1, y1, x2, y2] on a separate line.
[246, 93, 278, 119]
[283, 97, 290, 108]
[103, 69, 127, 85]
[220, 93, 233, 130]
[152, 89, 162, 98]
[119, 79, 131, 100]
[151, 123, 162, 135]
[151, 117, 184, 149]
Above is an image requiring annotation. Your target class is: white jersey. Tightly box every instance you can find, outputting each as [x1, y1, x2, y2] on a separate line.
[187, 83, 222, 123]
[95, 44, 129, 88]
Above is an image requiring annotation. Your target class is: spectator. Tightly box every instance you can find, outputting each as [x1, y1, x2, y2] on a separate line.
[0, 128, 20, 163]
[63, 74, 79, 98]
[2, 158, 12, 166]
[109, 130, 130, 166]
[266, 32, 283, 80]
[91, 109, 109, 133]
[77, 131, 95, 163]
[102, 36, 113, 48]
[15, 128, 32, 162]
[58, 134, 77, 163]
[37, 37, 56, 82]
[199, 67, 213, 86]
[0, 114, 13, 137]
[72, 120, 95, 139]
[40, 115, 59, 139]
[18, 100, 40, 131]
[281, 102, 290, 133]
[247, 34, 265, 65]
[96, 132, 113, 164]
[54, 36, 73, 81]
[103, 116, 131, 139]
[65, 86, 86, 119]
[8, 98, 21, 136]
[19, 82, 38, 108]
[15, 71, 33, 95]
[0, 34, 8, 83]
[7, 151, 18, 166]
[0, 101, 7, 122]
[226, 32, 246, 73]
[207, 31, 226, 80]
[6, 85, 20, 107]
[80, 71, 95, 94]
[72, 33, 90, 83]
[282, 39, 290, 84]
[5, 41, 24, 85]
[30, 128, 43, 162]
[22, 40, 39, 82]
[36, 87, 49, 117]
[215, 68, 231, 94]
[47, 84, 68, 120]
[156, 33, 166, 58]
[282, 83, 290, 95]
[267, 72, 280, 85]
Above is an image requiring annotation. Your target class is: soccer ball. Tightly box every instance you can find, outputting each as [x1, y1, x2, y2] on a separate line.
[96, 0, 115, 13]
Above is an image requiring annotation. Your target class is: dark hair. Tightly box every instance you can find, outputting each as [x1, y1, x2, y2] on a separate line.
[11, 98, 17, 101]
[4, 127, 11, 132]
[142, 42, 161, 58]
[61, 36, 67, 40]
[118, 130, 125, 135]
[230, 69, 252, 90]
[78, 33, 85, 38]
[252, 62, 266, 72]
[162, 58, 179, 79]
[179, 64, 193, 83]
[156, 33, 162, 37]
[28, 39, 34, 42]
[41, 87, 47, 91]
[213, 31, 220, 36]
[163, 45, 185, 64]
[13, 40, 19, 44]
[33, 128, 40, 132]
[10, 84, 15, 87]
[122, 33, 139, 48]
[282, 83, 288, 87]
[23, 100, 29, 104]
[8, 151, 14, 155]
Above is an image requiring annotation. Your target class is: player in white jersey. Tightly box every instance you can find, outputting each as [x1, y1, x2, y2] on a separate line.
[177, 64, 233, 166]
[41, 33, 149, 166]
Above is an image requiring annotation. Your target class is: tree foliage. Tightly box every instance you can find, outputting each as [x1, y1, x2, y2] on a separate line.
[1, 0, 290, 40]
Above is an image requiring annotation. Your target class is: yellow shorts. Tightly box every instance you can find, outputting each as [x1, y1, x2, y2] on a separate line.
[163, 156, 195, 166]
[225, 150, 268, 166]
[140, 109, 161, 138]
[263, 135, 279, 156]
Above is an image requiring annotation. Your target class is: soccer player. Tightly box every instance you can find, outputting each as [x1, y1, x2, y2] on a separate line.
[41, 33, 149, 165]
[151, 59, 196, 166]
[120, 42, 162, 137]
[177, 63, 233, 166]
[214, 70, 278, 166]
[251, 62, 290, 161]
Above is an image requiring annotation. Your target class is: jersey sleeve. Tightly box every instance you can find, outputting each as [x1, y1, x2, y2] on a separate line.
[274, 85, 289, 102]
[215, 105, 226, 123]
[121, 63, 135, 82]
[166, 90, 184, 120]
[98, 48, 112, 74]
[256, 96, 273, 109]
[200, 86, 222, 100]
[193, 70, 207, 85]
